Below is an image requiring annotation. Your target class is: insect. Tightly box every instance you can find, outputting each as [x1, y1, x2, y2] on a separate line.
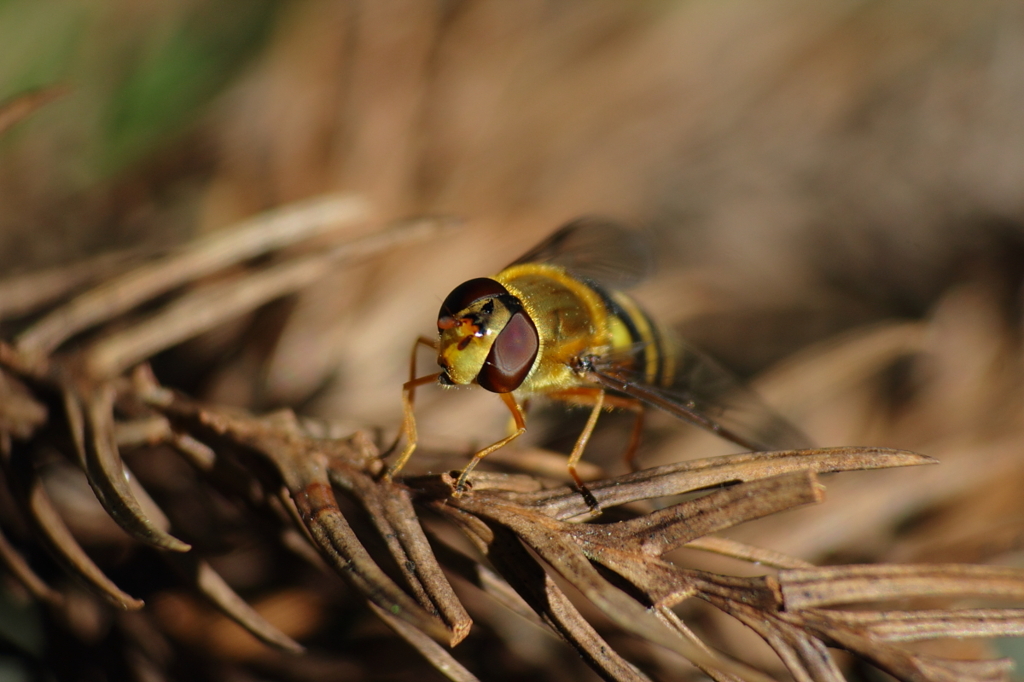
[386, 218, 810, 503]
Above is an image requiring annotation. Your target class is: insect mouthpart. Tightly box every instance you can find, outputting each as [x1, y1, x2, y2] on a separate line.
[438, 372, 454, 386]
[451, 315, 482, 337]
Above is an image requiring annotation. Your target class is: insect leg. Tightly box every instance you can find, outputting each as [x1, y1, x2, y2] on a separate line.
[563, 390, 605, 510]
[383, 336, 439, 481]
[550, 388, 647, 471]
[452, 392, 526, 496]
[599, 394, 645, 472]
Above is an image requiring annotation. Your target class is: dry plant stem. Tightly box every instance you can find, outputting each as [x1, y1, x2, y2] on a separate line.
[593, 470, 823, 556]
[464, 518, 655, 682]
[424, 536, 551, 633]
[699, 598, 847, 682]
[16, 193, 371, 356]
[0, 248, 145, 322]
[1, 443, 144, 609]
[0, 86, 66, 136]
[425, 450, 1009, 682]
[813, 608, 1024, 642]
[571, 474, 822, 609]
[454, 496, 776, 682]
[156, 395, 462, 644]
[61, 385, 190, 552]
[0, 212, 459, 625]
[0, 357, 193, 558]
[768, 618, 846, 682]
[142, 393, 468, 655]
[114, 415, 173, 448]
[0, 522, 64, 607]
[0, 369, 47, 438]
[912, 657, 1015, 682]
[536, 537, 764, 681]
[695, 561, 1024, 682]
[330, 469, 472, 643]
[428, 505, 619, 669]
[704, 578, 1021, 682]
[82, 217, 447, 378]
[655, 607, 749, 682]
[162, 552, 304, 653]
[523, 447, 935, 520]
[808, 624, 1012, 682]
[684, 536, 816, 570]
[285, 454, 453, 644]
[8, 365, 1019, 682]
[167, 432, 217, 471]
[778, 564, 1024, 608]
[368, 602, 481, 682]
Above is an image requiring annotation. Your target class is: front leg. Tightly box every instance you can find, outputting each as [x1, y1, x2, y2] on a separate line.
[452, 392, 526, 496]
[383, 336, 440, 481]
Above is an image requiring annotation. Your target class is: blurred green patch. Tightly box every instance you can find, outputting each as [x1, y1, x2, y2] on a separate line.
[0, 0, 87, 96]
[0, 0, 281, 176]
[101, 2, 279, 173]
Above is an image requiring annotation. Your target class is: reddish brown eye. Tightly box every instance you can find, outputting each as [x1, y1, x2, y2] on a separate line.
[438, 278, 509, 328]
[478, 311, 539, 393]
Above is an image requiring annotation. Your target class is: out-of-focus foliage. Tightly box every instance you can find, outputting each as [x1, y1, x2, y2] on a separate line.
[0, 0, 279, 272]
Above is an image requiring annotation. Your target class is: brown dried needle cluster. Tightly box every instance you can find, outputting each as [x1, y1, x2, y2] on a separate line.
[1, 194, 1023, 682]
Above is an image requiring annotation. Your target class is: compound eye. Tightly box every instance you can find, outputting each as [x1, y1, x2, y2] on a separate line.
[438, 278, 510, 330]
[478, 311, 539, 393]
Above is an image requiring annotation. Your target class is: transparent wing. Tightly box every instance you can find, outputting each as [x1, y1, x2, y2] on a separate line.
[580, 340, 813, 452]
[508, 217, 652, 290]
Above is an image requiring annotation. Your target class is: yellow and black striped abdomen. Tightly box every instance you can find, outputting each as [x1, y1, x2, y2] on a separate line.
[592, 284, 675, 390]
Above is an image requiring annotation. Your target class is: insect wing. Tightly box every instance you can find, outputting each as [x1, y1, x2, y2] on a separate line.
[582, 341, 812, 452]
[508, 217, 652, 290]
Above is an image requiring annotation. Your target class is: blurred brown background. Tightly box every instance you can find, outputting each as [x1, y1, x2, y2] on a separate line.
[3, 0, 1024, 679]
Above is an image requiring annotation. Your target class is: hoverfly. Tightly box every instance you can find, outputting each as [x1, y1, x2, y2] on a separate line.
[386, 218, 810, 504]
